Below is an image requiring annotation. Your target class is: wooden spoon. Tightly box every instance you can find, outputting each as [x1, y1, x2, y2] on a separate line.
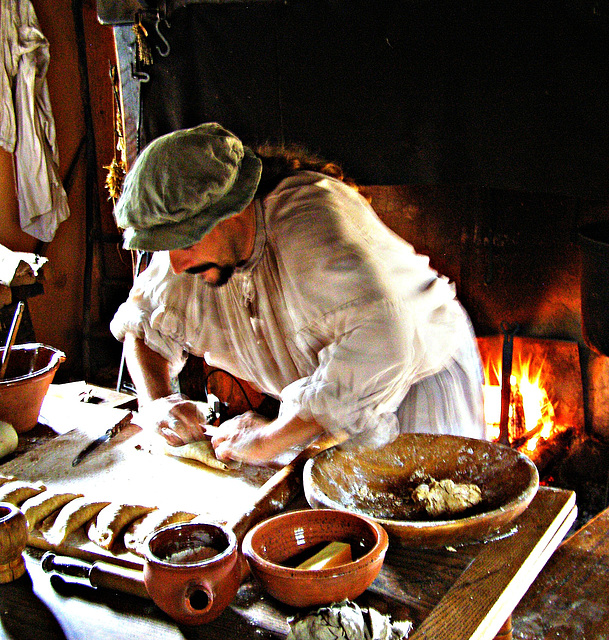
[0, 301, 24, 380]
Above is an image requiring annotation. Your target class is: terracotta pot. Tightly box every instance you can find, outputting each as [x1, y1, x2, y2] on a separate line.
[0, 502, 28, 583]
[0, 343, 65, 433]
[143, 522, 240, 626]
[242, 508, 388, 608]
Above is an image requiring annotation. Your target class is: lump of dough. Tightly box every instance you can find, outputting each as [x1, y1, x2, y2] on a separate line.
[161, 439, 239, 471]
[411, 478, 482, 518]
[136, 427, 236, 471]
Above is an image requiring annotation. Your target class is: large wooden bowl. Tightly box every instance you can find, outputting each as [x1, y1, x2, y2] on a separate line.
[303, 434, 539, 547]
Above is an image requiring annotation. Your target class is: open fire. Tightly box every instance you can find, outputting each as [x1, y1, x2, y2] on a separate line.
[483, 358, 563, 454]
[479, 335, 609, 529]
[477, 336, 584, 459]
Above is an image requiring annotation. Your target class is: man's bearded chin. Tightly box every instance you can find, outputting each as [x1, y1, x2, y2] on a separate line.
[186, 263, 235, 287]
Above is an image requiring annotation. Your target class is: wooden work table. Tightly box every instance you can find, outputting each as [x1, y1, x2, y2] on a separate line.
[0, 387, 582, 639]
[0, 486, 575, 639]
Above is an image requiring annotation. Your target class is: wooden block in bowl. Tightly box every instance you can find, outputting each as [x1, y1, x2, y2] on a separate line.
[297, 541, 352, 570]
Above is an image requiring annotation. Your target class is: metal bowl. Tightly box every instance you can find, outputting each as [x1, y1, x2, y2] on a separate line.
[303, 433, 539, 547]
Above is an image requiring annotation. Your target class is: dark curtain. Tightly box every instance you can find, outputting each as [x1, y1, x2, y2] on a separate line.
[117, 0, 609, 196]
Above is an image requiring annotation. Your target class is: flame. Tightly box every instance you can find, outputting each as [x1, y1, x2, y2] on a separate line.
[483, 356, 557, 453]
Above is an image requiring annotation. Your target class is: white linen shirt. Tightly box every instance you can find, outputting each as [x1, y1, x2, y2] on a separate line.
[111, 172, 484, 446]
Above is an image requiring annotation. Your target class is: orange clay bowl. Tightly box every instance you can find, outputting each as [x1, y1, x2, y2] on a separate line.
[241, 508, 388, 608]
[303, 433, 539, 548]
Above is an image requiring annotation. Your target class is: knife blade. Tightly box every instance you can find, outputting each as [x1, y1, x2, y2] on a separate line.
[71, 411, 133, 467]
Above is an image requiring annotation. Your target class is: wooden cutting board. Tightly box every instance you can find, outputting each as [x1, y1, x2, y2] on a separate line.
[0, 421, 302, 568]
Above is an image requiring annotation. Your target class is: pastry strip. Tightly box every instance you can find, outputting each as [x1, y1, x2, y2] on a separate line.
[0, 480, 46, 505]
[88, 503, 156, 550]
[162, 439, 235, 471]
[41, 497, 111, 546]
[21, 491, 83, 531]
[0, 474, 16, 487]
[124, 509, 197, 557]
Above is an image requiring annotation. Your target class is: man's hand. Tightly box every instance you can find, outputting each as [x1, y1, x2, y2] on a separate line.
[211, 411, 326, 466]
[139, 394, 209, 446]
[211, 411, 276, 464]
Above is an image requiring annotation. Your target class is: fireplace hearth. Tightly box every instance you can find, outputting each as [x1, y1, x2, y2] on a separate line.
[477, 334, 608, 531]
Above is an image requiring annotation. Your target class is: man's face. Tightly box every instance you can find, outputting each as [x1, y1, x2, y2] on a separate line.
[168, 203, 255, 287]
[169, 243, 235, 288]
[168, 217, 242, 287]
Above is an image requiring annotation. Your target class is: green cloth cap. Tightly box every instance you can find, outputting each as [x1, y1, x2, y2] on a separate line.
[114, 123, 262, 251]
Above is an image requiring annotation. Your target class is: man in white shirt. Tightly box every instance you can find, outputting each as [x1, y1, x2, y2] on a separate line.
[111, 123, 487, 466]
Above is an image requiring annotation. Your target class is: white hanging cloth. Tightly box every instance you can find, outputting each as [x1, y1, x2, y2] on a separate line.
[0, 0, 70, 242]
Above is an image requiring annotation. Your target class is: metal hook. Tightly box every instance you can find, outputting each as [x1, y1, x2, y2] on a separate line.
[131, 62, 150, 83]
[155, 17, 171, 57]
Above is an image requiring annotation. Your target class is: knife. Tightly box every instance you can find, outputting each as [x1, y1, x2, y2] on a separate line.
[72, 411, 133, 467]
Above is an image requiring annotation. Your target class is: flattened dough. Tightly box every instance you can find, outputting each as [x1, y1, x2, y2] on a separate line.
[124, 509, 197, 557]
[0, 480, 46, 505]
[41, 497, 111, 546]
[162, 439, 236, 471]
[89, 503, 156, 550]
[21, 491, 83, 530]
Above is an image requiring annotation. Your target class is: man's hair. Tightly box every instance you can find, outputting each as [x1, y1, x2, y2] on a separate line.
[254, 143, 364, 199]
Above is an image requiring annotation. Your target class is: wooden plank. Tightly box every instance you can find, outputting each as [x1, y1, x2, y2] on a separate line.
[0, 425, 276, 517]
[473, 500, 576, 640]
[43, 382, 136, 408]
[363, 543, 475, 628]
[513, 504, 609, 639]
[409, 487, 576, 640]
[38, 383, 136, 435]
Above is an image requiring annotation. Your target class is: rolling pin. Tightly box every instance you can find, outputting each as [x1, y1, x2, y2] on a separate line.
[41, 552, 150, 599]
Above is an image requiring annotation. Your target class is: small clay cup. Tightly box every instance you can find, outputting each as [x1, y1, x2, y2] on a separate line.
[144, 522, 240, 625]
[0, 502, 28, 583]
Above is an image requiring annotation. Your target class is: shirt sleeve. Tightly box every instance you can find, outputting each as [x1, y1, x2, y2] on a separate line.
[110, 253, 190, 378]
[279, 298, 423, 448]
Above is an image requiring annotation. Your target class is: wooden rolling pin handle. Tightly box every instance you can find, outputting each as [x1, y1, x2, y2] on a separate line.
[41, 552, 150, 600]
[89, 563, 150, 600]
